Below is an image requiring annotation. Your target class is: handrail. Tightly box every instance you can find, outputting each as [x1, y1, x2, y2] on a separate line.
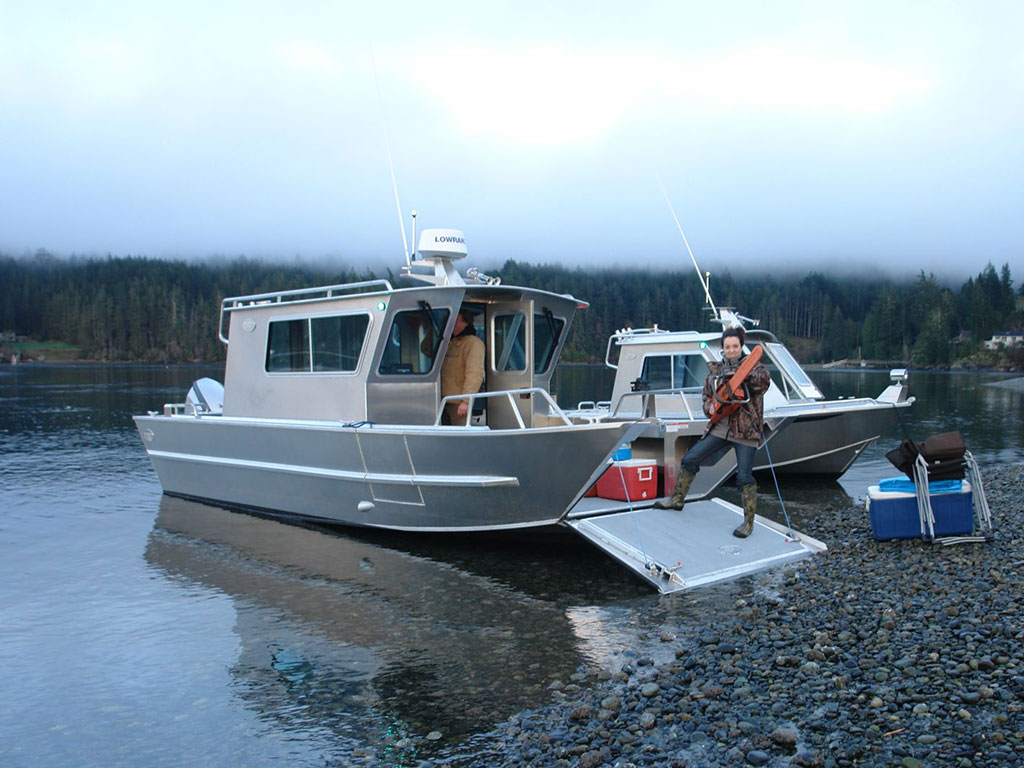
[604, 326, 705, 369]
[223, 279, 394, 308]
[436, 387, 572, 428]
[218, 279, 394, 344]
[607, 387, 701, 420]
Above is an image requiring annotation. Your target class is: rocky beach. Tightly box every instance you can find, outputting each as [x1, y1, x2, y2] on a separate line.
[438, 464, 1024, 768]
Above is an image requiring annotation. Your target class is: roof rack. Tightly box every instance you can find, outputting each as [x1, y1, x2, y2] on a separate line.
[218, 279, 394, 344]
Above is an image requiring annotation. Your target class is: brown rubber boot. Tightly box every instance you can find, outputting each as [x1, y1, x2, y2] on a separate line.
[654, 469, 696, 510]
[733, 483, 757, 538]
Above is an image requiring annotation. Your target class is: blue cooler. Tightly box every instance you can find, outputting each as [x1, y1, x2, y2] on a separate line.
[611, 441, 632, 461]
[866, 480, 973, 540]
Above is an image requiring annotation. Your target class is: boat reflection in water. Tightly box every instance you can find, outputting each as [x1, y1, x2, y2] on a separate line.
[144, 495, 602, 760]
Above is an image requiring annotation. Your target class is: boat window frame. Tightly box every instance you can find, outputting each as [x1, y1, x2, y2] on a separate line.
[533, 309, 566, 374]
[763, 341, 824, 400]
[377, 305, 452, 377]
[493, 311, 528, 373]
[264, 310, 373, 375]
[640, 351, 710, 392]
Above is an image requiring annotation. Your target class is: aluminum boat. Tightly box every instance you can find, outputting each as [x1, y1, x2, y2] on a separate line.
[566, 308, 913, 497]
[135, 228, 825, 592]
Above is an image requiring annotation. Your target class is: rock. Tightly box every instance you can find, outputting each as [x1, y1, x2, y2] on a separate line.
[771, 727, 799, 746]
[569, 705, 596, 722]
[640, 682, 660, 698]
[600, 695, 621, 712]
[746, 749, 770, 765]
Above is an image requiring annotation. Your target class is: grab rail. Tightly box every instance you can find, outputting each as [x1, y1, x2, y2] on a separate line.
[437, 387, 572, 428]
[607, 387, 701, 420]
[218, 279, 394, 343]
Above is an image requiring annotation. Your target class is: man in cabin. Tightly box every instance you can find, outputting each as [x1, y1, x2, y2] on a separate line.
[440, 308, 485, 426]
[654, 326, 771, 538]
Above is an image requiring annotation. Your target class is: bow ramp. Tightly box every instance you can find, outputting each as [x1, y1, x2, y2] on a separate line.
[567, 500, 826, 594]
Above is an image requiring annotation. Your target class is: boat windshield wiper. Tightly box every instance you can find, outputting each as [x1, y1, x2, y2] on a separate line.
[418, 300, 445, 346]
[541, 306, 562, 346]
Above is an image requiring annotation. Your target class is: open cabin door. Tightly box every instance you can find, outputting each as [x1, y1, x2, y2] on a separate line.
[487, 301, 534, 428]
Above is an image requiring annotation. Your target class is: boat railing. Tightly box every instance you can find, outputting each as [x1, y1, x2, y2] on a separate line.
[604, 326, 701, 369]
[161, 402, 215, 417]
[605, 387, 702, 420]
[218, 279, 395, 343]
[437, 387, 573, 428]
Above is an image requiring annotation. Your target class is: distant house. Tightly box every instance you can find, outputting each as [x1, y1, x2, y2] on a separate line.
[984, 330, 1024, 350]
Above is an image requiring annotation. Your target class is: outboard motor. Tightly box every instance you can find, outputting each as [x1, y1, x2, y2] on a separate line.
[186, 378, 224, 415]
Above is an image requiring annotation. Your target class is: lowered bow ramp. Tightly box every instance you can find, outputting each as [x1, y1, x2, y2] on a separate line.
[567, 500, 826, 594]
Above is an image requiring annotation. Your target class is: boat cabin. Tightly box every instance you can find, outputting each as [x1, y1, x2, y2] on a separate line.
[601, 327, 819, 418]
[217, 237, 581, 429]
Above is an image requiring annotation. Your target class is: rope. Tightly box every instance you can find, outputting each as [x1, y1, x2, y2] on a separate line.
[617, 463, 654, 572]
[761, 434, 798, 540]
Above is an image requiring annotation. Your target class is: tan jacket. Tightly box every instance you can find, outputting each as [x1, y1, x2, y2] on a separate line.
[441, 333, 485, 414]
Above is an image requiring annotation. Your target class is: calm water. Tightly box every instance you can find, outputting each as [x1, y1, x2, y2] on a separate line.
[1, 363, 1022, 767]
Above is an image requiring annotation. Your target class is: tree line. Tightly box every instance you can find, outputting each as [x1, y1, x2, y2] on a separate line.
[1, 250, 1021, 367]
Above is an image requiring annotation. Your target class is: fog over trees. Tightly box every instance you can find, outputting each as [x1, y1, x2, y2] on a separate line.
[2, 251, 1021, 368]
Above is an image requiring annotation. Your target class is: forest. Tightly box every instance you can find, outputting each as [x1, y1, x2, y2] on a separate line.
[1, 250, 1022, 368]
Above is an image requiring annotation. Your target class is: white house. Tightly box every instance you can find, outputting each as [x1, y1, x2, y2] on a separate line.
[984, 330, 1024, 350]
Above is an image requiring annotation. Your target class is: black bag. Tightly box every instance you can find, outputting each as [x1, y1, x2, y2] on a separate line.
[885, 440, 920, 480]
[885, 431, 966, 481]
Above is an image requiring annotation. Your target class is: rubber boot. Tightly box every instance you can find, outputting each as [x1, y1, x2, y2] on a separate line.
[733, 483, 757, 538]
[654, 469, 696, 510]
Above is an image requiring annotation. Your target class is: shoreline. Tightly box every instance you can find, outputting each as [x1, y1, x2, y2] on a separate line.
[437, 464, 1024, 768]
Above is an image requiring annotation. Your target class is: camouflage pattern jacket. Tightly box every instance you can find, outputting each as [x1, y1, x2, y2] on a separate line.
[701, 355, 771, 442]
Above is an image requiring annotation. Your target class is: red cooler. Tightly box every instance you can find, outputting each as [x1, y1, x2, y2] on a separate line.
[596, 459, 658, 501]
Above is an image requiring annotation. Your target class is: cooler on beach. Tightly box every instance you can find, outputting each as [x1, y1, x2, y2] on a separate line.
[866, 480, 973, 540]
[596, 459, 657, 501]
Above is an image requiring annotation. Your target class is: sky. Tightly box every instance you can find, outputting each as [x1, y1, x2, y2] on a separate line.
[1, 0, 1022, 281]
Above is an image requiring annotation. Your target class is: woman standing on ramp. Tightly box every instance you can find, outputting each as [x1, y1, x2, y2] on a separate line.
[654, 326, 771, 538]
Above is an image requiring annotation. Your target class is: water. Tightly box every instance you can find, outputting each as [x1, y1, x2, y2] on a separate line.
[2, 363, 1022, 767]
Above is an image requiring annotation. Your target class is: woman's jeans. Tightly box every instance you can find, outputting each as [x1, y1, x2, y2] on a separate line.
[681, 434, 757, 488]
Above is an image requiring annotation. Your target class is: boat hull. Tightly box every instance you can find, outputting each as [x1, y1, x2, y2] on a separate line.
[754, 403, 903, 478]
[134, 414, 639, 532]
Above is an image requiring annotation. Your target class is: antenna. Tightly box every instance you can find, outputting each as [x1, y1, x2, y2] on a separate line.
[410, 210, 417, 265]
[368, 44, 409, 262]
[657, 176, 719, 321]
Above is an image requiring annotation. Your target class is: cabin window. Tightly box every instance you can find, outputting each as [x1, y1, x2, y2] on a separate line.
[673, 354, 710, 389]
[311, 314, 370, 371]
[640, 353, 709, 390]
[378, 307, 450, 375]
[764, 341, 823, 398]
[641, 355, 672, 390]
[534, 311, 565, 374]
[266, 318, 310, 372]
[494, 312, 527, 372]
[266, 313, 370, 373]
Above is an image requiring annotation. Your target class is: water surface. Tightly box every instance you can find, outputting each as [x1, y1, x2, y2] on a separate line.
[2, 363, 1021, 766]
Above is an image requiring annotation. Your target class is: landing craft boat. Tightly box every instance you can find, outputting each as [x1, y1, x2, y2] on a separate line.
[135, 227, 825, 592]
[566, 308, 913, 498]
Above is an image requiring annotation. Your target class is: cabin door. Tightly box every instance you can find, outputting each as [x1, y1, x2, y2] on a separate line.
[487, 301, 534, 429]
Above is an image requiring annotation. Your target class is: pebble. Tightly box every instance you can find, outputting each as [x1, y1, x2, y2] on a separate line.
[440, 465, 1024, 767]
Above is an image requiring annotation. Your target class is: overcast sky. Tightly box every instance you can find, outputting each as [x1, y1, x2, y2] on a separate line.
[1, 1, 1022, 280]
